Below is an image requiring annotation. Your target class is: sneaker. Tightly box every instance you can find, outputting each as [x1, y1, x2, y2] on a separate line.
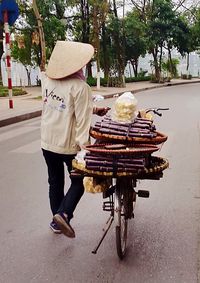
[53, 213, 75, 238]
[49, 221, 62, 234]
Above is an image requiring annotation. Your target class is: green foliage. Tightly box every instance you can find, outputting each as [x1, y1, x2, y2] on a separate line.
[147, 0, 175, 44]
[162, 58, 179, 78]
[103, 14, 124, 74]
[87, 76, 107, 87]
[0, 87, 27, 97]
[124, 10, 147, 77]
[13, 0, 68, 68]
[12, 34, 33, 67]
[125, 76, 151, 83]
[136, 0, 195, 82]
[11, 0, 200, 86]
[181, 73, 192, 79]
[171, 16, 193, 56]
[86, 75, 151, 87]
[87, 76, 96, 86]
[191, 8, 200, 52]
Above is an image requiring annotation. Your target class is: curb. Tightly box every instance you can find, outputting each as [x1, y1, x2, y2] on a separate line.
[101, 80, 200, 99]
[1, 80, 200, 128]
[0, 110, 42, 128]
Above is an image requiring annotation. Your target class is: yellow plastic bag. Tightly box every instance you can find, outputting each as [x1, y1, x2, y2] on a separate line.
[83, 177, 111, 193]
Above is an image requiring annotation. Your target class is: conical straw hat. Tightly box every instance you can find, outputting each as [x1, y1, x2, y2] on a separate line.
[46, 41, 94, 79]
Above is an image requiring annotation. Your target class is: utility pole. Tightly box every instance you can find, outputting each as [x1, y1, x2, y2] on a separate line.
[0, 0, 19, 109]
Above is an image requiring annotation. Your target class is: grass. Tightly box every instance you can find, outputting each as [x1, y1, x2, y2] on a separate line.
[0, 86, 27, 97]
[33, 95, 42, 100]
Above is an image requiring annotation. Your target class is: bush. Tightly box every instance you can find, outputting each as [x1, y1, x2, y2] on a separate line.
[100, 78, 108, 86]
[181, 74, 192, 80]
[162, 58, 179, 78]
[87, 77, 109, 87]
[0, 87, 27, 97]
[150, 74, 172, 83]
[125, 76, 151, 83]
[87, 76, 97, 86]
[86, 75, 151, 87]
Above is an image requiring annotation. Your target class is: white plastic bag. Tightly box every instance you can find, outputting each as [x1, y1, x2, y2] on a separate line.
[111, 92, 138, 123]
[75, 149, 88, 165]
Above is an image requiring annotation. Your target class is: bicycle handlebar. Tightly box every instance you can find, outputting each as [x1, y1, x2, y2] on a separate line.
[145, 107, 169, 117]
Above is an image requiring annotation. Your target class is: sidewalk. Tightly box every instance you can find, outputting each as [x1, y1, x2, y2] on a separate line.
[0, 78, 200, 127]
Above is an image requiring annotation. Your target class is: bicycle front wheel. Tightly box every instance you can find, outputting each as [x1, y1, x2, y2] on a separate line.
[115, 179, 128, 260]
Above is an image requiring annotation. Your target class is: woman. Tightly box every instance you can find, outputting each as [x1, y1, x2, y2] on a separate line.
[41, 41, 108, 238]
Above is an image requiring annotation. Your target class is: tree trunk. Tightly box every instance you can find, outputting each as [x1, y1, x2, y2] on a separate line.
[130, 58, 138, 77]
[112, 0, 125, 87]
[93, 3, 101, 89]
[102, 22, 110, 79]
[186, 52, 190, 75]
[32, 0, 46, 71]
[152, 48, 160, 82]
[168, 46, 173, 77]
[80, 0, 92, 77]
[159, 44, 163, 81]
[25, 67, 31, 86]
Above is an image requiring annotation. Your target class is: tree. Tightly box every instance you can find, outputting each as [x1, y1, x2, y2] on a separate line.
[103, 1, 126, 87]
[190, 8, 200, 54]
[32, 0, 46, 71]
[170, 15, 194, 75]
[162, 57, 179, 78]
[68, 0, 93, 76]
[90, 0, 109, 88]
[124, 10, 147, 77]
[11, 0, 200, 86]
[128, 0, 193, 82]
[12, 33, 34, 85]
[146, 0, 178, 81]
[13, 0, 68, 71]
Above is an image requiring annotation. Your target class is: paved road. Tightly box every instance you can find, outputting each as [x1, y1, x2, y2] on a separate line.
[0, 83, 200, 283]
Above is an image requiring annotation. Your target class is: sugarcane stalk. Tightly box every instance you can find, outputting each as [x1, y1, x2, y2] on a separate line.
[86, 165, 139, 172]
[85, 154, 145, 164]
[85, 160, 145, 168]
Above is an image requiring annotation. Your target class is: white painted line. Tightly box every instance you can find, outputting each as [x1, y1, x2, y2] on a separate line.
[0, 126, 39, 142]
[11, 139, 41, 154]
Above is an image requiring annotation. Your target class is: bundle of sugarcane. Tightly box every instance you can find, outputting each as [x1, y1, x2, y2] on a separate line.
[72, 156, 169, 178]
[90, 116, 168, 144]
[82, 141, 160, 174]
[85, 153, 146, 172]
[92, 116, 157, 139]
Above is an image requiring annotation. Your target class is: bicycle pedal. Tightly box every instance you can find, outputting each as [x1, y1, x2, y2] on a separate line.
[103, 201, 114, 211]
[137, 190, 150, 198]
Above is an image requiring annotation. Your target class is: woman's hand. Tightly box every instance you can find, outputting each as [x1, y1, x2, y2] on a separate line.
[93, 107, 111, 116]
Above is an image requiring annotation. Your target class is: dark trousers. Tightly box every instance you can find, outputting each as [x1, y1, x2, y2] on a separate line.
[42, 149, 84, 221]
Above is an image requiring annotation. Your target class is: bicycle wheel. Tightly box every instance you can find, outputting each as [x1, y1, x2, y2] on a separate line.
[115, 178, 137, 259]
[115, 179, 128, 259]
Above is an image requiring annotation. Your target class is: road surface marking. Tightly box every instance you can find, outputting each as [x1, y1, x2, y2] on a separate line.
[0, 126, 39, 143]
[11, 139, 41, 154]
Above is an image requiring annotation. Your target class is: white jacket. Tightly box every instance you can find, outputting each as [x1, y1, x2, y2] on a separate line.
[41, 75, 93, 154]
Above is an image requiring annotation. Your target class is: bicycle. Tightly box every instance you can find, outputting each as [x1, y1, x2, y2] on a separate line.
[91, 176, 150, 259]
[72, 107, 169, 260]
